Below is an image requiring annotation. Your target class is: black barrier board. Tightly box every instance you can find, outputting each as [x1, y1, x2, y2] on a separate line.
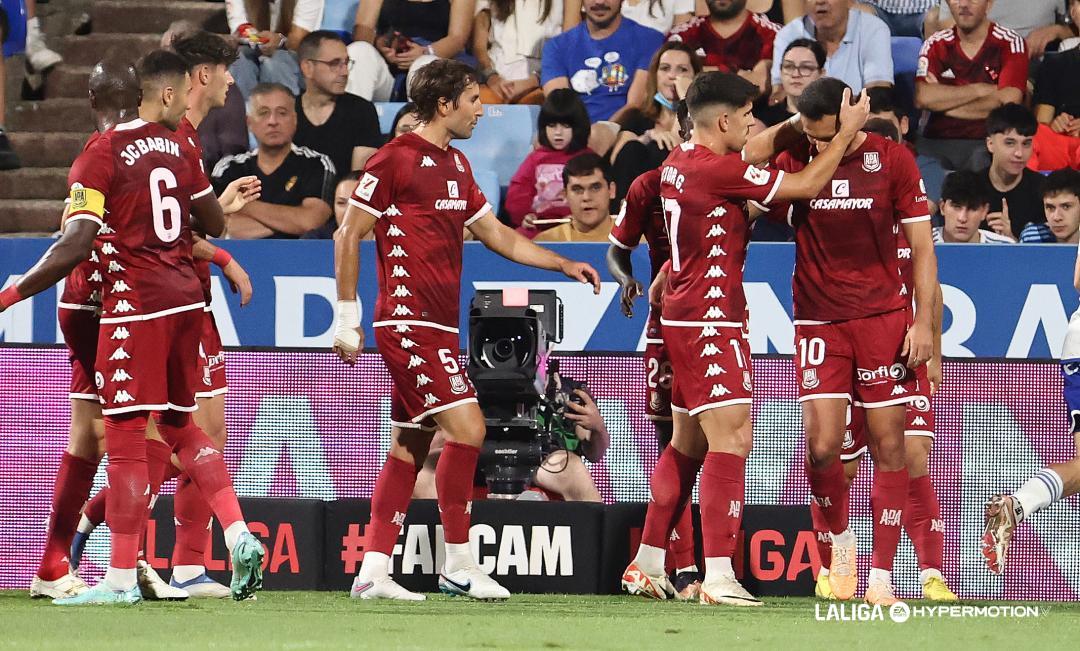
[324, 499, 604, 594]
[147, 497, 324, 590]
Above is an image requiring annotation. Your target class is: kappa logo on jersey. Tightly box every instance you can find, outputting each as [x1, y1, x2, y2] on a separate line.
[703, 306, 726, 319]
[707, 245, 726, 258]
[831, 180, 849, 198]
[416, 374, 433, 388]
[802, 368, 820, 390]
[708, 207, 726, 218]
[420, 156, 436, 168]
[114, 389, 135, 403]
[450, 374, 469, 395]
[704, 287, 725, 299]
[387, 224, 405, 236]
[911, 416, 928, 427]
[90, 251, 99, 263]
[356, 172, 379, 201]
[705, 266, 726, 278]
[743, 165, 771, 186]
[862, 152, 881, 173]
[384, 205, 402, 217]
[111, 327, 130, 340]
[101, 242, 117, 255]
[107, 261, 125, 272]
[706, 224, 726, 237]
[89, 270, 102, 282]
[111, 280, 131, 293]
[111, 369, 133, 382]
[407, 355, 426, 369]
[395, 324, 411, 333]
[705, 363, 726, 377]
[941, 69, 955, 79]
[392, 304, 414, 317]
[388, 245, 408, 258]
[424, 393, 439, 407]
[710, 384, 731, 398]
[701, 343, 722, 357]
[447, 181, 459, 198]
[113, 300, 135, 313]
[193, 447, 219, 462]
[391, 285, 412, 298]
[400, 337, 417, 349]
[108, 347, 130, 361]
[391, 265, 410, 278]
[701, 326, 719, 337]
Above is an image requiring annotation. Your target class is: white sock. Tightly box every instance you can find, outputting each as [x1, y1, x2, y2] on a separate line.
[676, 565, 699, 575]
[357, 551, 391, 582]
[633, 543, 666, 577]
[919, 568, 943, 584]
[27, 16, 40, 33]
[831, 529, 855, 547]
[104, 567, 137, 591]
[1012, 469, 1064, 522]
[76, 514, 95, 535]
[868, 568, 891, 586]
[818, 567, 830, 578]
[171, 565, 206, 583]
[704, 556, 734, 581]
[443, 542, 474, 574]
[223, 521, 249, 552]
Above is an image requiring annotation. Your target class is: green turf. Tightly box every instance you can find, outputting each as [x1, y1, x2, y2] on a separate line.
[3, 591, 1079, 650]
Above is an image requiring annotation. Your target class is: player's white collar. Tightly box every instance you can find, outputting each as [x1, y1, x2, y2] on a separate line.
[114, 118, 148, 131]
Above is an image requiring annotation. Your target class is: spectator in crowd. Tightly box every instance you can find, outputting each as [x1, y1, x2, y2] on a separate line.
[1031, 9, 1080, 171]
[506, 89, 593, 235]
[225, 0, 307, 100]
[979, 104, 1046, 241]
[856, 0, 936, 38]
[623, 0, 697, 33]
[536, 153, 617, 242]
[755, 37, 824, 126]
[865, 86, 946, 208]
[473, 0, 572, 104]
[667, 0, 780, 96]
[212, 83, 335, 239]
[389, 101, 421, 139]
[1020, 169, 1080, 243]
[333, 174, 375, 240]
[863, 115, 901, 141]
[24, 0, 62, 73]
[541, 0, 666, 122]
[770, 0, 893, 95]
[351, 0, 476, 101]
[916, 0, 1027, 172]
[930, 0, 1075, 56]
[932, 170, 1015, 243]
[0, 7, 18, 169]
[294, 31, 382, 179]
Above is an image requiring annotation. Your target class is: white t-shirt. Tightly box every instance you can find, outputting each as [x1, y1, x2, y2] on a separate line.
[621, 0, 696, 34]
[478, 0, 565, 80]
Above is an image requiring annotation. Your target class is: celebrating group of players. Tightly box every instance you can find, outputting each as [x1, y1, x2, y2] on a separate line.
[1, 28, 1069, 607]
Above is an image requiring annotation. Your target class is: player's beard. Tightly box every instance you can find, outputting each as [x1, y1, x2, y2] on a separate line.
[708, 0, 746, 20]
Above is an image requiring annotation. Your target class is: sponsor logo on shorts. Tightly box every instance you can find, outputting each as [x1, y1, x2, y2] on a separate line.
[95, 372, 105, 389]
[909, 395, 930, 411]
[857, 364, 908, 385]
[802, 368, 820, 390]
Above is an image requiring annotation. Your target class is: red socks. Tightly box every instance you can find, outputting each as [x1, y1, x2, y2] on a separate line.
[809, 500, 833, 570]
[904, 473, 944, 573]
[82, 486, 107, 528]
[104, 415, 150, 570]
[173, 473, 214, 566]
[668, 504, 697, 569]
[436, 442, 480, 544]
[366, 455, 418, 555]
[699, 452, 745, 558]
[871, 468, 909, 571]
[642, 446, 701, 549]
[157, 414, 243, 532]
[37, 453, 98, 580]
[808, 459, 850, 535]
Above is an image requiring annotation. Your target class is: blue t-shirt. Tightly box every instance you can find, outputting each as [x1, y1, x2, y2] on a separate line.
[541, 18, 664, 122]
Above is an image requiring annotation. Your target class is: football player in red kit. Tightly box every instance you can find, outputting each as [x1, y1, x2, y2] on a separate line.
[617, 71, 869, 606]
[332, 59, 600, 601]
[1, 52, 264, 605]
[759, 77, 938, 605]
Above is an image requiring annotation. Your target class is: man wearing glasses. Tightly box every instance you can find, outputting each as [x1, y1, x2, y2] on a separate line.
[296, 30, 383, 180]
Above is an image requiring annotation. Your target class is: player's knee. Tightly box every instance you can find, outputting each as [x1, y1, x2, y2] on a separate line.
[807, 436, 842, 466]
[871, 435, 906, 470]
[904, 437, 931, 477]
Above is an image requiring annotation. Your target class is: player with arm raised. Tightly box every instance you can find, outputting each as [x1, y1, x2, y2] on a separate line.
[618, 71, 867, 607]
[332, 59, 600, 601]
[0, 51, 265, 605]
[758, 77, 937, 606]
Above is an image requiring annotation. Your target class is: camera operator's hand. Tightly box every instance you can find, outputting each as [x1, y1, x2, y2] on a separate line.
[560, 260, 601, 294]
[619, 279, 644, 318]
[563, 390, 605, 438]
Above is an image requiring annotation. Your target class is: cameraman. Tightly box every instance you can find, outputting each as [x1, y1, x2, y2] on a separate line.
[413, 389, 609, 502]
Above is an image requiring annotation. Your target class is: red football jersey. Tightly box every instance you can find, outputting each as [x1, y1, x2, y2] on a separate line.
[658, 142, 783, 327]
[66, 118, 213, 321]
[349, 132, 491, 332]
[177, 117, 215, 303]
[60, 131, 105, 311]
[773, 133, 929, 322]
[610, 168, 671, 281]
[917, 24, 1028, 140]
[667, 13, 779, 73]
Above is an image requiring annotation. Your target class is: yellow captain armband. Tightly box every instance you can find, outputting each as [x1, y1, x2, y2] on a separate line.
[68, 184, 106, 219]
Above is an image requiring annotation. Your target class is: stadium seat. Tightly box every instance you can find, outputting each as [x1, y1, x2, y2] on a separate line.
[891, 36, 924, 76]
[375, 101, 407, 135]
[474, 168, 500, 214]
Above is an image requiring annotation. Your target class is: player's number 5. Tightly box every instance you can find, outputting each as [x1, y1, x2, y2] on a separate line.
[438, 348, 459, 374]
[150, 166, 182, 243]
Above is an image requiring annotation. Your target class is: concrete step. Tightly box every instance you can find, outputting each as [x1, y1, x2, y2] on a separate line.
[8, 98, 93, 132]
[0, 200, 65, 234]
[44, 64, 92, 99]
[9, 132, 90, 167]
[59, 33, 160, 68]
[91, 1, 227, 34]
[0, 168, 69, 200]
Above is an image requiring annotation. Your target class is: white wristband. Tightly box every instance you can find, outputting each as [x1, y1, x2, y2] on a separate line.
[337, 300, 361, 328]
[334, 300, 362, 351]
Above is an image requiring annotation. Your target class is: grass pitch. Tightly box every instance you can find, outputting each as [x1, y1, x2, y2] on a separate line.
[3, 591, 1079, 650]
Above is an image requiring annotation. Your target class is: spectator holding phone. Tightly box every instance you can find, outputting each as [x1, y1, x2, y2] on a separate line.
[225, 0, 309, 101]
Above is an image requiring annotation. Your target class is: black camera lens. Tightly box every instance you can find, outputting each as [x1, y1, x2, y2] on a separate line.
[493, 338, 515, 362]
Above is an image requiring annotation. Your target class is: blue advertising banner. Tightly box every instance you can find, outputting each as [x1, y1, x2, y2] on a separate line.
[0, 239, 1075, 357]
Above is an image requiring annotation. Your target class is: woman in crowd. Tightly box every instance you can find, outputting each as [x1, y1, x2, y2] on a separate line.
[755, 38, 825, 129]
[473, 0, 576, 104]
[621, 0, 697, 33]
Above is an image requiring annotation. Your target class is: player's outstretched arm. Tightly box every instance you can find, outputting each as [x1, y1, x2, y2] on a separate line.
[605, 245, 642, 318]
[0, 219, 97, 312]
[331, 204, 377, 364]
[771, 89, 870, 202]
[191, 192, 226, 238]
[742, 113, 804, 166]
[902, 218, 938, 369]
[193, 236, 253, 306]
[468, 211, 601, 293]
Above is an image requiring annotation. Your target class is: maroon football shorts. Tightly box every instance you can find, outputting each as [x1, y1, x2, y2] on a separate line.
[663, 323, 752, 417]
[59, 307, 100, 401]
[841, 365, 935, 462]
[644, 310, 672, 421]
[374, 324, 477, 431]
[95, 308, 202, 415]
[194, 308, 227, 399]
[795, 309, 916, 408]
